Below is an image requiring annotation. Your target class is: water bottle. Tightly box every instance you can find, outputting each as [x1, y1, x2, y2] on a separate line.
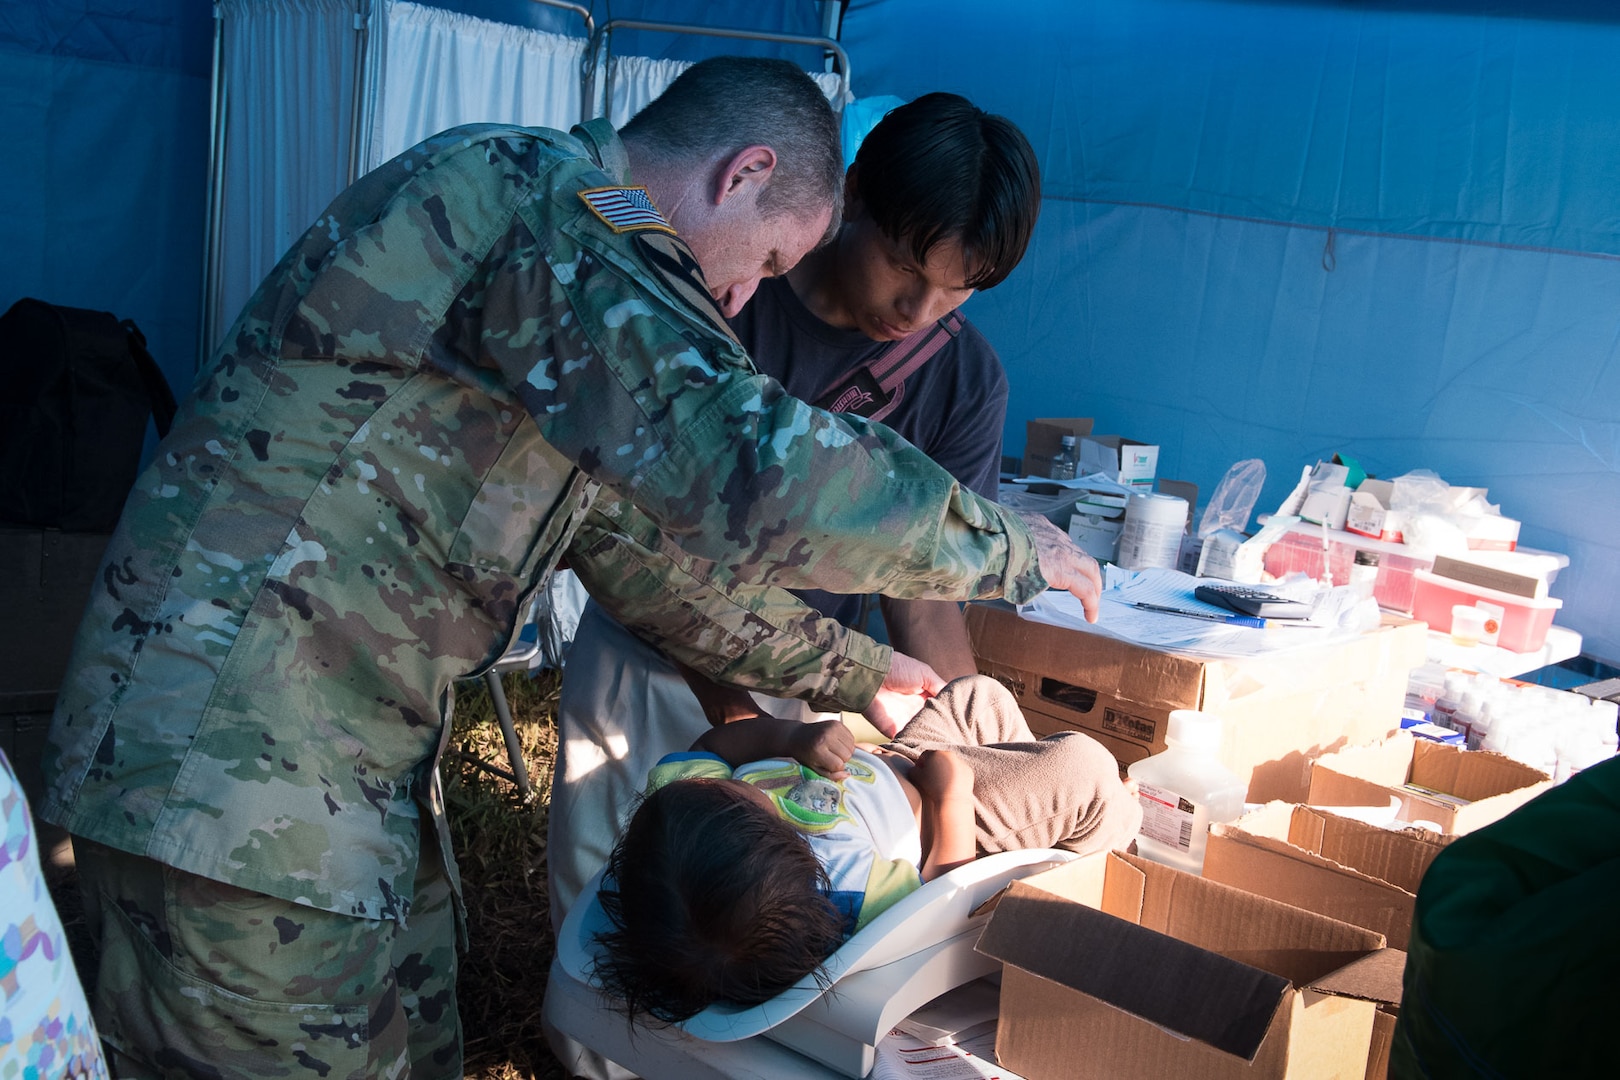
[1127, 710, 1246, 875]
[1049, 434, 1078, 480]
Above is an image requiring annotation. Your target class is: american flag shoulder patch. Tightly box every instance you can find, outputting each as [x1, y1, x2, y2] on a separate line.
[577, 186, 676, 234]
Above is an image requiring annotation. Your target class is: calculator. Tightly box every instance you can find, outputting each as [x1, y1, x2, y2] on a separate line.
[1193, 583, 1314, 620]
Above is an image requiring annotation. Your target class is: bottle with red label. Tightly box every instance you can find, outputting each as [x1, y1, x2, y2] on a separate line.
[1127, 710, 1247, 874]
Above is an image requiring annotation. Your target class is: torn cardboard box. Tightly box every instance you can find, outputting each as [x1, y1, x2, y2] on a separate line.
[976, 851, 1402, 1080]
[967, 602, 1426, 802]
[1307, 731, 1552, 834]
[1204, 803, 1452, 949]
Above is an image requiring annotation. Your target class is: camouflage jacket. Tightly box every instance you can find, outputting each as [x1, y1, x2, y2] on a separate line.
[40, 120, 1045, 921]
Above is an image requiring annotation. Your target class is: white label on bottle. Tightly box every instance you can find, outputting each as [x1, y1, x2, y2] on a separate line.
[1137, 782, 1198, 852]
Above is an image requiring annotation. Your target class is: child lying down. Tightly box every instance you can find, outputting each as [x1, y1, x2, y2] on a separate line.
[592, 674, 1142, 1023]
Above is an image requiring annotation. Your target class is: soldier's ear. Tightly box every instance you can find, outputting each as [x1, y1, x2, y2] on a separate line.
[711, 145, 777, 207]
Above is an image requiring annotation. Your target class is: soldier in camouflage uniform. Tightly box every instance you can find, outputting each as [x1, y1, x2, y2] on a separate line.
[39, 58, 1100, 1078]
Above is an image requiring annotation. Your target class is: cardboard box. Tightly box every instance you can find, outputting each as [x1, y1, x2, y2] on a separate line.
[1465, 511, 1520, 552]
[1204, 803, 1453, 949]
[1079, 434, 1159, 490]
[966, 603, 1427, 802]
[1366, 1008, 1398, 1080]
[977, 852, 1402, 1080]
[1429, 553, 1552, 599]
[1345, 479, 1403, 543]
[1020, 417, 1093, 478]
[1307, 731, 1553, 835]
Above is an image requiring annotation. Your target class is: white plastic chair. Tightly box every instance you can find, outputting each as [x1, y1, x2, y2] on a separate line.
[482, 613, 542, 797]
[477, 571, 590, 798]
[548, 848, 1080, 1078]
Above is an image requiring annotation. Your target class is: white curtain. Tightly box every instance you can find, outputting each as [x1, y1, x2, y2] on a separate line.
[604, 54, 845, 126]
[208, 1, 848, 356]
[603, 54, 692, 127]
[212, 0, 359, 352]
[367, 1, 587, 170]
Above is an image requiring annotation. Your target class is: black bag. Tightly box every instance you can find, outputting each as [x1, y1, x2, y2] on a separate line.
[0, 298, 179, 532]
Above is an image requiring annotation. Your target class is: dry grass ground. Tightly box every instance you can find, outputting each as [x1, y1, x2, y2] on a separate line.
[437, 667, 571, 1079]
[45, 668, 573, 1079]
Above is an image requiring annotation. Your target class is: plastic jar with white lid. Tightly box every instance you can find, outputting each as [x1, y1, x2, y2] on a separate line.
[1116, 492, 1188, 570]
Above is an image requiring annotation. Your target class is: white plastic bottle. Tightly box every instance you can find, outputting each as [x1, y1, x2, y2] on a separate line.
[1127, 710, 1247, 875]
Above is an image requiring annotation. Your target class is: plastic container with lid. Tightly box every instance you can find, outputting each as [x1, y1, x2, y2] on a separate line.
[1126, 710, 1246, 875]
[1411, 570, 1563, 653]
[1260, 520, 1433, 613]
[1116, 492, 1188, 571]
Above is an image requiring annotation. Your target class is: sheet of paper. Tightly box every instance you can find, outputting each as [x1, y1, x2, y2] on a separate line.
[1007, 470, 1134, 493]
[872, 1029, 1024, 1080]
[1022, 567, 1344, 659]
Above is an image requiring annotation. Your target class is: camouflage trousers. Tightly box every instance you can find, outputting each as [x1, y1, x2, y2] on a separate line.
[73, 838, 461, 1080]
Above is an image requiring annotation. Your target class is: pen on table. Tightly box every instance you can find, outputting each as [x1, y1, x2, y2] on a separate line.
[1130, 601, 1266, 629]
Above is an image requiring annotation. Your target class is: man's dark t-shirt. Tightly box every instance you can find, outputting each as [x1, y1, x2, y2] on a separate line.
[728, 275, 1009, 630]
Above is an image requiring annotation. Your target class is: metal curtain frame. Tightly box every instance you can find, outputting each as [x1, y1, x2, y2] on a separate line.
[580, 18, 852, 122]
[198, 0, 597, 370]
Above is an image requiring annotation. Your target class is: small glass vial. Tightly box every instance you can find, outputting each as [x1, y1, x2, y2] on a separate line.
[1349, 549, 1380, 600]
[1127, 710, 1247, 875]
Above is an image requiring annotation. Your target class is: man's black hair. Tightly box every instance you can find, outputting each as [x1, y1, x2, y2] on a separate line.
[853, 92, 1041, 290]
[593, 778, 848, 1024]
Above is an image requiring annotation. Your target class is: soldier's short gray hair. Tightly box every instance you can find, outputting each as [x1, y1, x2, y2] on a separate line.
[622, 55, 843, 233]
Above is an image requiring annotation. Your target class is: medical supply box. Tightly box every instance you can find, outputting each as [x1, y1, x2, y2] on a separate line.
[977, 850, 1402, 1080]
[966, 603, 1427, 803]
[1306, 731, 1553, 835]
[1079, 434, 1159, 490]
[1204, 803, 1452, 950]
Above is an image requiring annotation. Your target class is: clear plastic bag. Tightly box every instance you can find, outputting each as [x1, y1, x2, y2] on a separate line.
[1197, 458, 1266, 537]
[1389, 470, 1494, 555]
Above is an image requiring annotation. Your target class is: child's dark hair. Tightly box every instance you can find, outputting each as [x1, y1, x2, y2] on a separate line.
[593, 778, 848, 1024]
[853, 91, 1041, 290]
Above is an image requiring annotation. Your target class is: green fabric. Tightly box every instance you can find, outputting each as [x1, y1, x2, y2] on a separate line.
[1392, 754, 1620, 1078]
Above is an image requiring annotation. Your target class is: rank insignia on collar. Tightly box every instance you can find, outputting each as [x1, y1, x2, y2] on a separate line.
[578, 186, 676, 234]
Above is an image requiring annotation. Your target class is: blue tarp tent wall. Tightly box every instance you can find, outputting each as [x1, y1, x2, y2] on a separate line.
[3, 0, 1616, 663]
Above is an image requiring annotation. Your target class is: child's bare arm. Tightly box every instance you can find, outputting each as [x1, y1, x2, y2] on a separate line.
[692, 718, 855, 780]
[675, 661, 767, 727]
[910, 749, 977, 881]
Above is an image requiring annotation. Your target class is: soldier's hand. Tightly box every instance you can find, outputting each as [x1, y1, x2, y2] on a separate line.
[788, 719, 856, 780]
[1017, 511, 1103, 622]
[864, 651, 946, 738]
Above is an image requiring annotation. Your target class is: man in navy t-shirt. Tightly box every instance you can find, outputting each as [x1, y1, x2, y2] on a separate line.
[723, 93, 1035, 681]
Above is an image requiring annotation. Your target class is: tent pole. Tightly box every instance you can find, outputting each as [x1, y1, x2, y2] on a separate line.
[585, 19, 851, 121]
[347, 0, 373, 184]
[199, 2, 228, 370]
